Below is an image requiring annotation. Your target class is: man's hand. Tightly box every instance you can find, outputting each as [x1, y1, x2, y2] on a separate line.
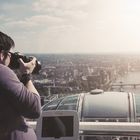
[18, 57, 40, 95]
[18, 57, 36, 74]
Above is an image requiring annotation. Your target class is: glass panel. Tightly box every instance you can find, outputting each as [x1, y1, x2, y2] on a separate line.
[42, 97, 64, 111]
[57, 95, 79, 110]
[134, 93, 140, 117]
[58, 105, 77, 110]
[59, 95, 79, 105]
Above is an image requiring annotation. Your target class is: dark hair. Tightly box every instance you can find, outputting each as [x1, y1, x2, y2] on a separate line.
[0, 31, 15, 51]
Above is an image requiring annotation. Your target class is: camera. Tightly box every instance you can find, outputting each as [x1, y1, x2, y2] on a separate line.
[9, 52, 41, 74]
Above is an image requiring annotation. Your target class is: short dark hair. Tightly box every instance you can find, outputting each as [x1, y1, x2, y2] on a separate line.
[0, 31, 15, 51]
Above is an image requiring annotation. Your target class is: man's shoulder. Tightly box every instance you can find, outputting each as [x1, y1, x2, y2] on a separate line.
[0, 64, 9, 70]
[0, 64, 14, 74]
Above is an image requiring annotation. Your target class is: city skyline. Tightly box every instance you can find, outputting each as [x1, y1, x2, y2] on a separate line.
[1, 0, 140, 54]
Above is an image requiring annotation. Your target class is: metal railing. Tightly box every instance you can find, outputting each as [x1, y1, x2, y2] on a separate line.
[79, 122, 140, 136]
[28, 121, 140, 137]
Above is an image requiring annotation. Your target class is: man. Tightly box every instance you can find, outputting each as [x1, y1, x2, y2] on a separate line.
[0, 31, 41, 140]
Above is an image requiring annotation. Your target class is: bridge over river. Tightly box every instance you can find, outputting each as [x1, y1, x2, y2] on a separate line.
[111, 71, 140, 93]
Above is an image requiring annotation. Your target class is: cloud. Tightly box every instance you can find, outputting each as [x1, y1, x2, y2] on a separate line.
[33, 0, 88, 11]
[2, 0, 140, 54]
[1, 3, 25, 11]
[0, 2, 29, 19]
[0, 15, 5, 19]
[4, 15, 64, 31]
[32, 0, 89, 20]
[0, 0, 88, 34]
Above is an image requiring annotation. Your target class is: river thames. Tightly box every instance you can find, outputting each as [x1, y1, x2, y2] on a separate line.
[112, 71, 140, 94]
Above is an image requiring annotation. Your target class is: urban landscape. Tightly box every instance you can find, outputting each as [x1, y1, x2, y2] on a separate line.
[30, 53, 140, 97]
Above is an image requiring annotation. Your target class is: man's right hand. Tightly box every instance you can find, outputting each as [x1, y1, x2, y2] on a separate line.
[18, 57, 36, 74]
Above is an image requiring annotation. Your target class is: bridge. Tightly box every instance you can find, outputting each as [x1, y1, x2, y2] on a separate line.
[111, 83, 140, 88]
[110, 82, 140, 91]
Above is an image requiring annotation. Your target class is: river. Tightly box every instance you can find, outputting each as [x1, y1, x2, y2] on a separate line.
[111, 71, 140, 94]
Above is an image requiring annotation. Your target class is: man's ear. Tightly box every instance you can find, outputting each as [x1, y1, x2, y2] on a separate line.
[0, 50, 5, 61]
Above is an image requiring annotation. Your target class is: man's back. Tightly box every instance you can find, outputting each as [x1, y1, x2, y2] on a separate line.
[0, 64, 41, 140]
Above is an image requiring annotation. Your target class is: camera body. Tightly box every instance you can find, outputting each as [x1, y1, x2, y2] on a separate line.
[9, 52, 41, 74]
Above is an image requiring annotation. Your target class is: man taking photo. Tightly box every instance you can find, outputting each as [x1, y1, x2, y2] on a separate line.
[0, 31, 41, 140]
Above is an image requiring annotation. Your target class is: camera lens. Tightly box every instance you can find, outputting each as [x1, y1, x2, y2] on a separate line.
[33, 60, 41, 74]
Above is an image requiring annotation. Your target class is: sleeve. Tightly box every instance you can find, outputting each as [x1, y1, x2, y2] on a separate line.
[0, 65, 41, 119]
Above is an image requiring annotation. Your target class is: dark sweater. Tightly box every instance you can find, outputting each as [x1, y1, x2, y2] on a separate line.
[0, 64, 41, 140]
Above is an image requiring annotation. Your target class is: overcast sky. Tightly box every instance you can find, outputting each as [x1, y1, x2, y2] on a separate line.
[1, 0, 140, 54]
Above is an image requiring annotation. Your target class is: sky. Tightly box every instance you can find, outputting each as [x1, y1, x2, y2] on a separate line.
[1, 0, 140, 54]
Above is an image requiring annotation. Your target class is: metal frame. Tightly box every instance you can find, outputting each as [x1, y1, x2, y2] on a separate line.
[28, 121, 140, 137]
[79, 122, 140, 136]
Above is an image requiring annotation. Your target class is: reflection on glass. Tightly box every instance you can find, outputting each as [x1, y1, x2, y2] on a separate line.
[42, 116, 73, 138]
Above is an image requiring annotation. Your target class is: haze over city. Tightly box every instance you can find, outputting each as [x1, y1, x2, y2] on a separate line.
[0, 0, 140, 54]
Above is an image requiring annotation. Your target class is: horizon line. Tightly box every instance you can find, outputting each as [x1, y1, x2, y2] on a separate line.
[24, 52, 140, 55]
